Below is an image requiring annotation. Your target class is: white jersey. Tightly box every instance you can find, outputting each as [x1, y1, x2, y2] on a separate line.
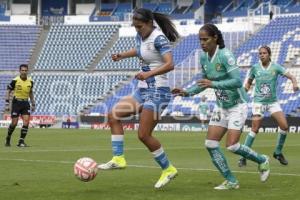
[135, 28, 172, 88]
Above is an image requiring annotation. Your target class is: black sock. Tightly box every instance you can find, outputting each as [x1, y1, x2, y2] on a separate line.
[19, 125, 29, 143]
[7, 124, 16, 139]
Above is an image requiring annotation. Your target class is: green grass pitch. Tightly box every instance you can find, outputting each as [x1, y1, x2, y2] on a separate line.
[1, 128, 300, 200]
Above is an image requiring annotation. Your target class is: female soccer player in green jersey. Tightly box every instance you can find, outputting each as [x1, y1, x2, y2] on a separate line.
[172, 24, 270, 190]
[238, 46, 299, 167]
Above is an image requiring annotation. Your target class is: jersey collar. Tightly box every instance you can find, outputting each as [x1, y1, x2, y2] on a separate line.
[207, 45, 219, 63]
[259, 60, 272, 71]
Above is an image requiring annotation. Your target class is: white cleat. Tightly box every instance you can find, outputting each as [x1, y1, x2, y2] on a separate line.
[259, 155, 270, 182]
[214, 180, 240, 190]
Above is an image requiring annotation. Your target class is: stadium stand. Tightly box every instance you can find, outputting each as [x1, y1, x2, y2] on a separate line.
[112, 3, 132, 21]
[96, 31, 248, 71]
[235, 15, 300, 66]
[0, 25, 41, 70]
[142, 2, 158, 11]
[98, 3, 116, 16]
[34, 24, 119, 70]
[32, 72, 131, 115]
[0, 74, 13, 113]
[155, 2, 172, 14]
[96, 37, 139, 70]
[1, 1, 300, 118]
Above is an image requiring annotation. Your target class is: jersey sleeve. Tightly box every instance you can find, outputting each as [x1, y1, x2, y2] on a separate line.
[275, 64, 286, 75]
[154, 35, 172, 55]
[7, 80, 16, 90]
[222, 49, 239, 73]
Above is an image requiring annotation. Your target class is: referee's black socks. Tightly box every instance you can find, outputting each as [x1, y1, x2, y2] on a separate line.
[19, 125, 29, 143]
[7, 124, 16, 137]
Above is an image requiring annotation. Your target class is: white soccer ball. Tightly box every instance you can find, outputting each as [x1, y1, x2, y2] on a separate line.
[74, 157, 98, 182]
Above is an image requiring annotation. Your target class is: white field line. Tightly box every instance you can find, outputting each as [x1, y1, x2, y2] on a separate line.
[0, 158, 300, 177]
[1, 144, 300, 153]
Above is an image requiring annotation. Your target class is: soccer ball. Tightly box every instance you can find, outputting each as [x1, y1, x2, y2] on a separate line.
[74, 157, 98, 182]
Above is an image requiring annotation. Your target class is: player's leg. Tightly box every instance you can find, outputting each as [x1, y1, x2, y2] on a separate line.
[226, 129, 269, 182]
[238, 103, 263, 167]
[98, 95, 142, 170]
[205, 106, 239, 189]
[271, 109, 289, 165]
[17, 101, 31, 147]
[5, 100, 20, 147]
[226, 104, 269, 182]
[205, 125, 240, 190]
[5, 117, 18, 147]
[238, 114, 263, 167]
[17, 114, 30, 147]
[137, 87, 176, 189]
[138, 108, 177, 189]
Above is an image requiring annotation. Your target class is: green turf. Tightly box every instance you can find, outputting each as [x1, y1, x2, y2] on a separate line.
[0, 128, 299, 200]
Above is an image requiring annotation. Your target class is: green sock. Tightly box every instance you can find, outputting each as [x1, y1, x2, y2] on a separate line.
[274, 131, 287, 154]
[244, 131, 256, 148]
[234, 144, 265, 164]
[207, 146, 237, 183]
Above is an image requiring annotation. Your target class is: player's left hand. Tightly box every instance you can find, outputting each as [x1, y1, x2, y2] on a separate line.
[135, 71, 151, 81]
[197, 79, 212, 88]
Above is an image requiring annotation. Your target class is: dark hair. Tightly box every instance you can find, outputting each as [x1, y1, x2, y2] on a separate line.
[19, 64, 28, 70]
[200, 23, 225, 49]
[259, 45, 271, 61]
[133, 8, 179, 42]
[259, 45, 271, 56]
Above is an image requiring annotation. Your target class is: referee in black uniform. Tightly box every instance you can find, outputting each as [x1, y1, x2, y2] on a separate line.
[5, 64, 35, 147]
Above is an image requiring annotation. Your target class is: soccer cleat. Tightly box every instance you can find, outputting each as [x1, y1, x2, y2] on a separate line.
[97, 155, 127, 170]
[214, 180, 239, 190]
[17, 142, 29, 147]
[238, 157, 247, 167]
[273, 153, 288, 165]
[258, 155, 270, 182]
[154, 165, 178, 189]
[5, 137, 11, 147]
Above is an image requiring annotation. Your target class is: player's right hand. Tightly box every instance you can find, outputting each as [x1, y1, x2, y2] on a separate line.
[171, 88, 188, 97]
[111, 53, 122, 61]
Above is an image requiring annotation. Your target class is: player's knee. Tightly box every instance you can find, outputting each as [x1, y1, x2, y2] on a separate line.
[279, 127, 288, 133]
[107, 112, 118, 125]
[137, 134, 149, 143]
[226, 143, 240, 152]
[9, 124, 17, 129]
[279, 125, 288, 132]
[205, 139, 219, 149]
[251, 126, 260, 133]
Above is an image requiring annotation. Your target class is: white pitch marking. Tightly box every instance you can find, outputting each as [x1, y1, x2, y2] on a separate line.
[0, 158, 300, 177]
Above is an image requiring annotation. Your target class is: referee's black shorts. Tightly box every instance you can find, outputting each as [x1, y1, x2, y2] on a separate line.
[11, 98, 31, 118]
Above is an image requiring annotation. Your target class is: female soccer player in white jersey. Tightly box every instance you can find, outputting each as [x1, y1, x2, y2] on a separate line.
[238, 46, 299, 167]
[172, 24, 270, 190]
[98, 8, 180, 189]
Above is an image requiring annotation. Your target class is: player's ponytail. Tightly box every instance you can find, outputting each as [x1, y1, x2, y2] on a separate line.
[133, 8, 179, 42]
[152, 12, 179, 42]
